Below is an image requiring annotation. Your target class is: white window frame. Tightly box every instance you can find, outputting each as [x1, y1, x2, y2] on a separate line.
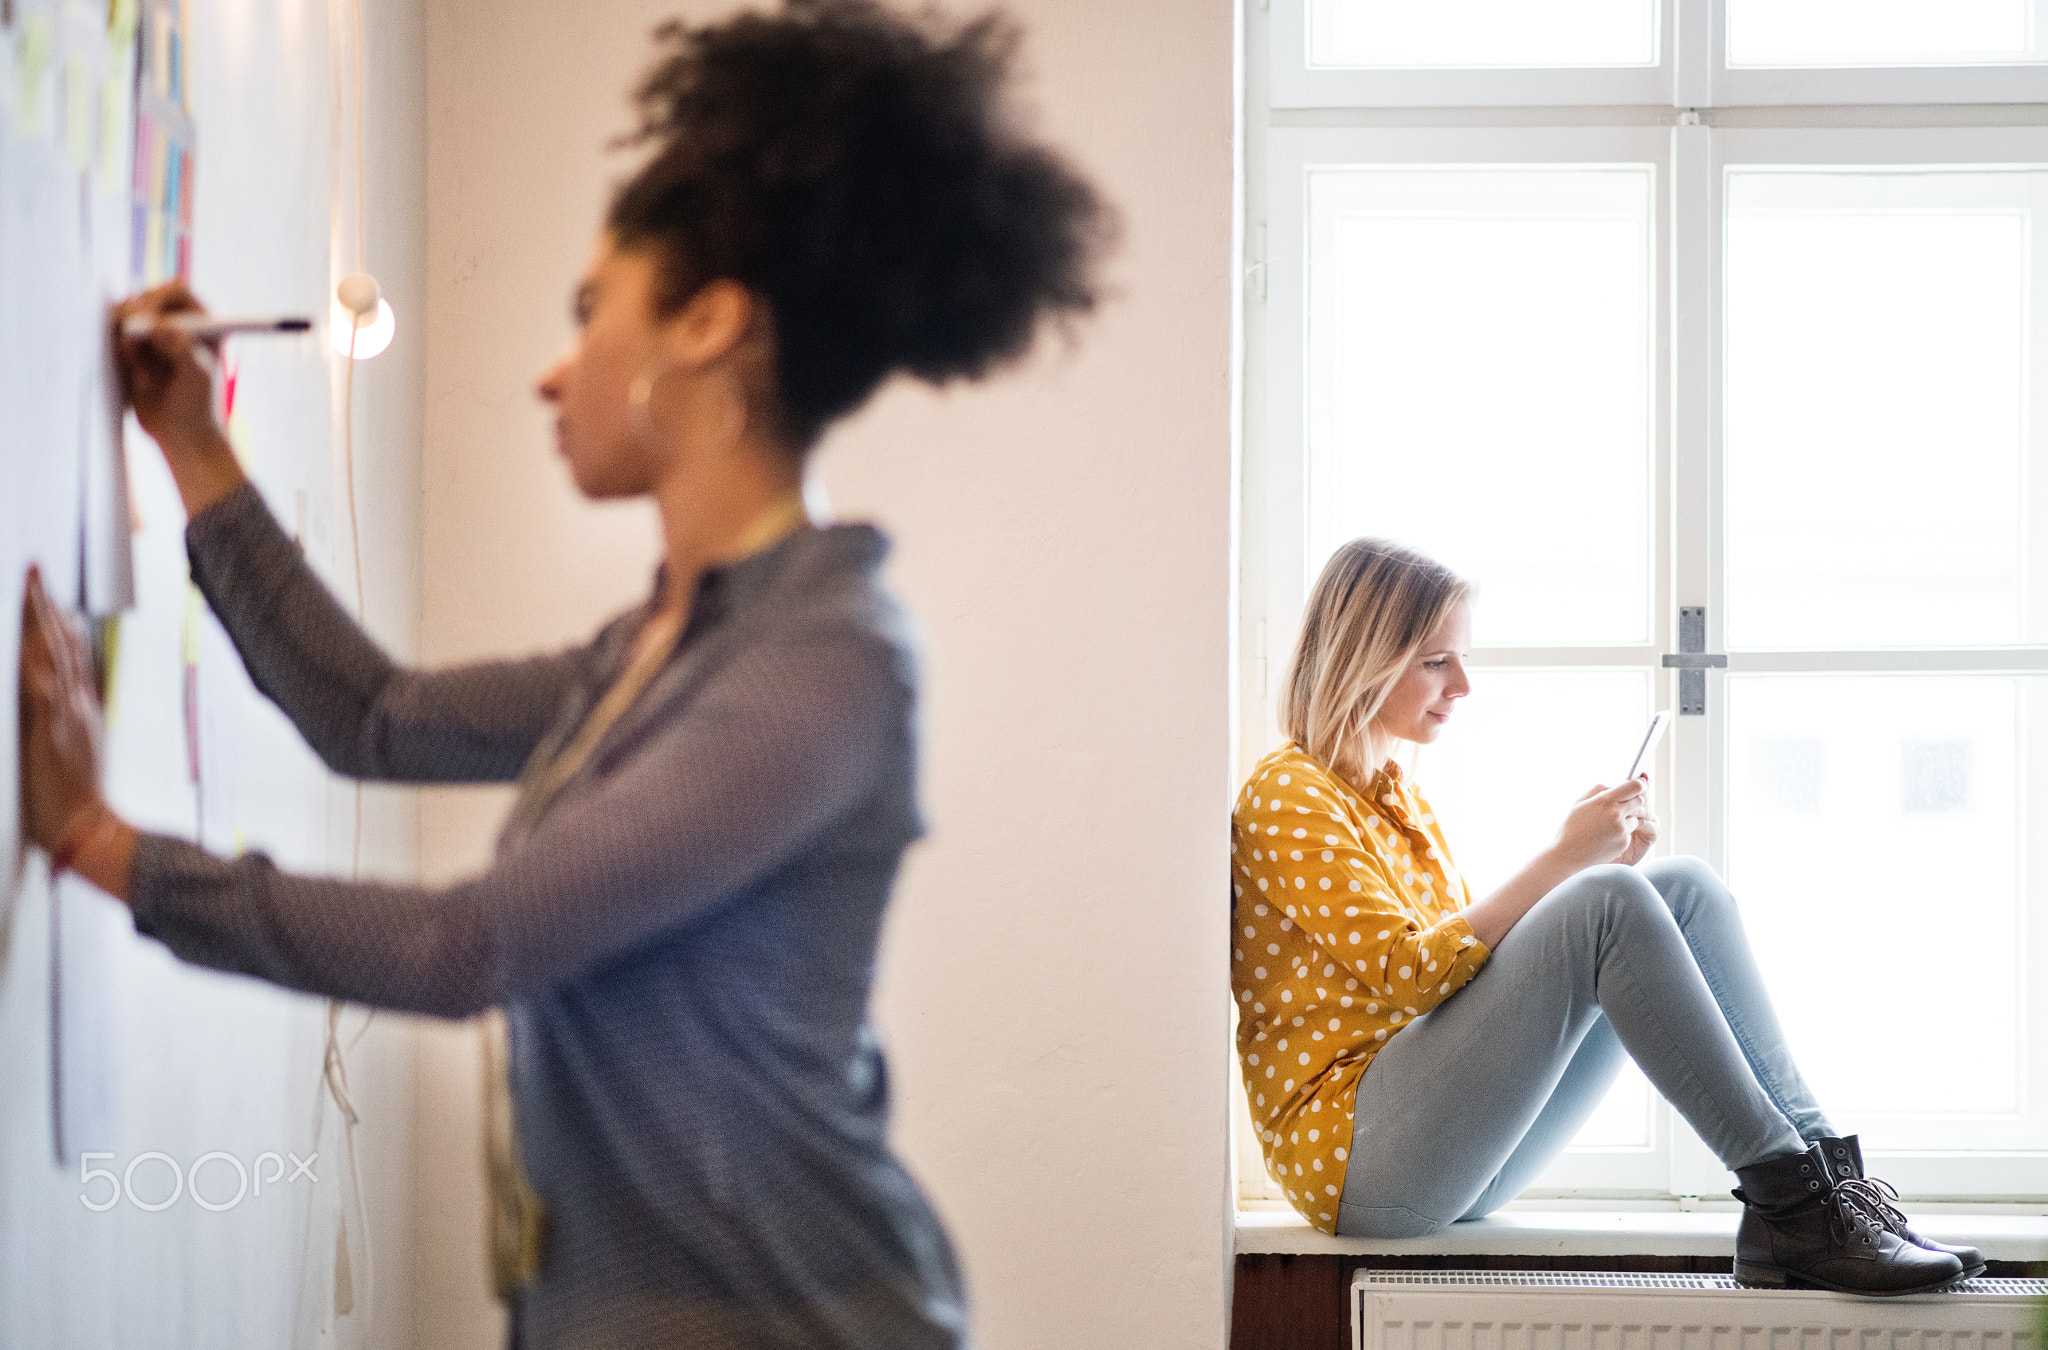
[1240, 1, 2048, 1210]
[1270, 0, 1675, 109]
[1681, 127, 2048, 1200]
[1709, 0, 2048, 106]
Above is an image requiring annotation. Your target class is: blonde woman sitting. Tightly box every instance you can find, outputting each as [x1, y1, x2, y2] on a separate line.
[1232, 539, 1973, 1296]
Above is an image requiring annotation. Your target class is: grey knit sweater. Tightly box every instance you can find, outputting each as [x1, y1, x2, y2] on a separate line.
[129, 483, 968, 1349]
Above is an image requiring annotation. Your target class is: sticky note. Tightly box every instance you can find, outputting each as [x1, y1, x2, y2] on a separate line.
[169, 0, 183, 105]
[65, 54, 91, 170]
[182, 582, 201, 664]
[226, 408, 253, 468]
[98, 71, 127, 189]
[141, 121, 167, 280]
[0, 25, 14, 126]
[153, 126, 170, 210]
[15, 15, 53, 141]
[142, 209, 163, 284]
[96, 616, 124, 729]
[129, 199, 147, 282]
[148, 5, 166, 97]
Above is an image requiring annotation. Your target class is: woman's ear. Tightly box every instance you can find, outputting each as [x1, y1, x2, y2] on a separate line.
[660, 279, 757, 371]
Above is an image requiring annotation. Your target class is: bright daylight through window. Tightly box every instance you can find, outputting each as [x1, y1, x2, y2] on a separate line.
[1244, 0, 2048, 1206]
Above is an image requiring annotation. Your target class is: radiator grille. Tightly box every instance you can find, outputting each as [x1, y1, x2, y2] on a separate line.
[1353, 1269, 2047, 1350]
[1357, 1271, 2048, 1296]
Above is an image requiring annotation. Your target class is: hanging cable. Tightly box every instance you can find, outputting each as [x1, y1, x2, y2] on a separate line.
[319, 0, 376, 1331]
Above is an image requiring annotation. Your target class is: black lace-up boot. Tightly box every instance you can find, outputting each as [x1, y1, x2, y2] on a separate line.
[1812, 1134, 1985, 1280]
[1732, 1143, 1964, 1295]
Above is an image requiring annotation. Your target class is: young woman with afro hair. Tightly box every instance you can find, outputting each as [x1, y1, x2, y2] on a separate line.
[23, 2, 1112, 1345]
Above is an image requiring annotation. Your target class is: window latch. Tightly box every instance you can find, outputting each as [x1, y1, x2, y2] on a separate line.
[1661, 606, 1727, 716]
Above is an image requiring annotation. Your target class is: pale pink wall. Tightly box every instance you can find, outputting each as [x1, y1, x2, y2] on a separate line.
[420, 2, 1236, 1345]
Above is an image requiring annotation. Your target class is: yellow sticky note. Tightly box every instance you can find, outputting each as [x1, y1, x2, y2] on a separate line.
[149, 120, 166, 202]
[98, 71, 126, 189]
[65, 54, 92, 170]
[15, 16, 53, 141]
[226, 408, 253, 468]
[143, 210, 164, 285]
[182, 582, 202, 664]
[141, 122, 167, 282]
[109, 0, 139, 46]
[95, 615, 124, 729]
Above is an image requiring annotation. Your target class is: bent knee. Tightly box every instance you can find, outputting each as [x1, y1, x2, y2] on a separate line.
[1580, 861, 1648, 890]
[1643, 854, 1717, 891]
[1557, 862, 1656, 905]
[1641, 854, 1732, 921]
[1550, 863, 1665, 927]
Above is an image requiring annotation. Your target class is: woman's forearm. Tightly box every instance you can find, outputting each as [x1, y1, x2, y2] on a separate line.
[71, 810, 140, 903]
[156, 427, 248, 519]
[1461, 846, 1580, 949]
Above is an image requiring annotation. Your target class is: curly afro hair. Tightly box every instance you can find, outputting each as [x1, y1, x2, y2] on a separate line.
[608, 0, 1115, 452]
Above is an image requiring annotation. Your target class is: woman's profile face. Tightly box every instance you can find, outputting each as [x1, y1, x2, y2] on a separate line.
[537, 235, 668, 500]
[1372, 598, 1473, 749]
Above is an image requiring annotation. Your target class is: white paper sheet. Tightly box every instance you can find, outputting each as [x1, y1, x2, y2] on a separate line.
[1, 0, 137, 1166]
[49, 869, 121, 1165]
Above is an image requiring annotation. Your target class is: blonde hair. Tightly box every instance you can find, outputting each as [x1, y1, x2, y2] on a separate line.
[1280, 539, 1470, 788]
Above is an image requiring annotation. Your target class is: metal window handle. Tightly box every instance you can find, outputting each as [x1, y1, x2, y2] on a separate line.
[1662, 606, 1726, 716]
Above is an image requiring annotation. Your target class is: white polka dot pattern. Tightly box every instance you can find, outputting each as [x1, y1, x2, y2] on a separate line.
[1228, 744, 1490, 1236]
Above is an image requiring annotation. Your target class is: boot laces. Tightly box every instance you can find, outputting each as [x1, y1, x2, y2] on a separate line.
[1836, 1175, 1908, 1235]
[1827, 1176, 1905, 1248]
[1825, 1194, 1876, 1247]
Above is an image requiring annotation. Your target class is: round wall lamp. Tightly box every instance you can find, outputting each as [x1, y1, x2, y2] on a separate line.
[331, 271, 394, 360]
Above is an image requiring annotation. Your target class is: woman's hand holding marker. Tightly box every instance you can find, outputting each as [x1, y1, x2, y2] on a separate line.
[111, 281, 248, 518]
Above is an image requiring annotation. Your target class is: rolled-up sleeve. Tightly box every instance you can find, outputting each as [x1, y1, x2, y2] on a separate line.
[128, 630, 907, 1016]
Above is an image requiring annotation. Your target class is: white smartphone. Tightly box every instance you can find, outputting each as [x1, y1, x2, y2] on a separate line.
[1624, 710, 1673, 783]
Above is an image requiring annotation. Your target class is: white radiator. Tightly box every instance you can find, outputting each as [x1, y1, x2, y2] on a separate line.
[1353, 1270, 2048, 1350]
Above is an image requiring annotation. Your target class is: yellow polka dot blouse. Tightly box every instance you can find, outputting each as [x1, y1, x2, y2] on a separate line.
[1231, 743, 1491, 1232]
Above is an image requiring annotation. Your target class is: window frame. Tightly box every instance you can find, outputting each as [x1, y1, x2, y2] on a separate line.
[1240, 3, 2048, 1210]
[1269, 0, 1675, 109]
[1710, 0, 2048, 106]
[1685, 128, 2048, 1199]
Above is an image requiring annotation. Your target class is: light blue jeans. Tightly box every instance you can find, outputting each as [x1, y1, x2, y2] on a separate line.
[1337, 856, 1832, 1238]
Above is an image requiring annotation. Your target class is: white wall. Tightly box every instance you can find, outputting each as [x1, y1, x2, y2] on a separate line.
[0, 0, 428, 1346]
[420, 1, 1237, 1346]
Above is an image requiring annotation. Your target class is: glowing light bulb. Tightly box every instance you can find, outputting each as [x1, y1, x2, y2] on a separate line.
[331, 271, 395, 360]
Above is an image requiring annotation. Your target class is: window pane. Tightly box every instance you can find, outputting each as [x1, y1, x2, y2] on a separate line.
[1727, 675, 2034, 1148]
[1419, 669, 1651, 894]
[1725, 169, 2046, 650]
[1418, 668, 1655, 1152]
[1306, 167, 1653, 647]
[1309, 0, 1656, 69]
[1727, 0, 2043, 68]
[1568, 1058, 1653, 1150]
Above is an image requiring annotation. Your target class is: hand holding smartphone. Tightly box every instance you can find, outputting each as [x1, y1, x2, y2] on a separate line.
[1624, 710, 1672, 784]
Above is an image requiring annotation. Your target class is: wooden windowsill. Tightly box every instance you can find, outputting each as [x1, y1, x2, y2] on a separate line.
[1235, 1209, 2048, 1262]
